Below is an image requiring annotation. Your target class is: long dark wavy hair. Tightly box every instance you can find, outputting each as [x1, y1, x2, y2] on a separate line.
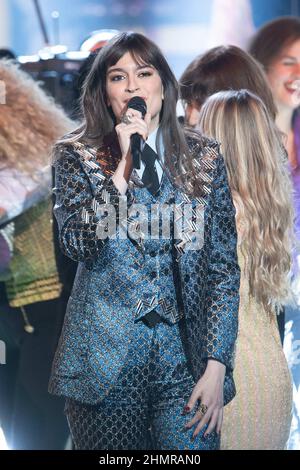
[59, 31, 201, 194]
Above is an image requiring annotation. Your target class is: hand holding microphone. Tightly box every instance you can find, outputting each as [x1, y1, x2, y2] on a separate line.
[116, 97, 149, 169]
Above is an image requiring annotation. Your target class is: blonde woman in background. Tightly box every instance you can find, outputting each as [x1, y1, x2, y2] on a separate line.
[179, 45, 286, 345]
[198, 89, 293, 449]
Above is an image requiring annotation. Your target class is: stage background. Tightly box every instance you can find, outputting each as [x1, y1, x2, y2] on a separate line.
[0, 0, 299, 77]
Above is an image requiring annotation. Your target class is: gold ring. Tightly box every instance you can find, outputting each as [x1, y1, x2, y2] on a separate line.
[197, 403, 208, 415]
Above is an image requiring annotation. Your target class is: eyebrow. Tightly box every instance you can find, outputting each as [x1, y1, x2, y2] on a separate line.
[107, 64, 154, 74]
[281, 55, 297, 60]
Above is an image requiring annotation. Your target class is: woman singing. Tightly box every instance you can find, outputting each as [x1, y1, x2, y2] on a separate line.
[48, 32, 240, 450]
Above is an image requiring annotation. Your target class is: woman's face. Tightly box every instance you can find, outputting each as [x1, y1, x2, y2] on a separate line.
[267, 38, 300, 110]
[106, 51, 164, 132]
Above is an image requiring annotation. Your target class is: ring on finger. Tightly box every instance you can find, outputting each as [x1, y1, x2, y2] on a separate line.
[197, 403, 208, 415]
[121, 114, 133, 125]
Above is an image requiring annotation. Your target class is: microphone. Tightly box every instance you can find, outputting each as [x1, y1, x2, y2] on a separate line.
[127, 96, 147, 169]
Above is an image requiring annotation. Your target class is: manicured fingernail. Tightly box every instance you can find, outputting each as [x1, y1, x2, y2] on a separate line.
[181, 406, 191, 415]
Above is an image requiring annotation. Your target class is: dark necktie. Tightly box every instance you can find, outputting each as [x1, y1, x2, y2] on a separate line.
[141, 143, 160, 195]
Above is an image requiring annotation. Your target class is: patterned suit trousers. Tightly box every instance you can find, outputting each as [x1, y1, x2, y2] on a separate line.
[65, 318, 220, 450]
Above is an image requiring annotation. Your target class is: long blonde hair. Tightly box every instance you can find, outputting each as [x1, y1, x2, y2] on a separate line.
[0, 59, 74, 174]
[199, 89, 293, 312]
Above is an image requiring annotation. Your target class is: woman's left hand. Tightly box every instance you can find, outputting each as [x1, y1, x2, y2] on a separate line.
[182, 359, 226, 439]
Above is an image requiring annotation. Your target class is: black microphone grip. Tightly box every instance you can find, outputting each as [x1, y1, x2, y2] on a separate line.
[131, 133, 143, 169]
[127, 97, 147, 170]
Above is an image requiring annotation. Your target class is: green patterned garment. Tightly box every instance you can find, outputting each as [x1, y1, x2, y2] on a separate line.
[3, 197, 61, 307]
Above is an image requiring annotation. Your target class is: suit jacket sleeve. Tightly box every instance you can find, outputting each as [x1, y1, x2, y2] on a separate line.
[53, 143, 133, 267]
[204, 153, 240, 371]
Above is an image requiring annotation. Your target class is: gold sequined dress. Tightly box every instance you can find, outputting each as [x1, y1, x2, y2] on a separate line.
[221, 247, 293, 450]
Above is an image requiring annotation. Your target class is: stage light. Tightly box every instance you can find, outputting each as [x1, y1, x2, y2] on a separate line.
[0, 427, 10, 450]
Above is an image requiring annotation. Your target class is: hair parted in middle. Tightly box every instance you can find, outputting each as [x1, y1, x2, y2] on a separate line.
[249, 16, 300, 72]
[198, 89, 293, 312]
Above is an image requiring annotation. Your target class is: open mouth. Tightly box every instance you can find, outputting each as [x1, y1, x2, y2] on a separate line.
[285, 80, 300, 92]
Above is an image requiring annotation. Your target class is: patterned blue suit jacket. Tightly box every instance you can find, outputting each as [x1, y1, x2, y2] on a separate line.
[48, 134, 240, 406]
